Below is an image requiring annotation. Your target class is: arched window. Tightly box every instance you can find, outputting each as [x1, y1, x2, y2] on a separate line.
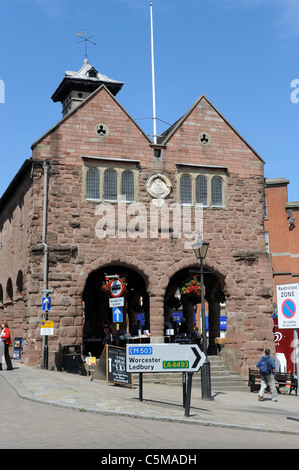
[6, 278, 13, 302]
[104, 169, 118, 202]
[121, 171, 135, 202]
[86, 167, 100, 200]
[16, 270, 23, 295]
[211, 176, 223, 206]
[195, 175, 208, 205]
[180, 175, 192, 205]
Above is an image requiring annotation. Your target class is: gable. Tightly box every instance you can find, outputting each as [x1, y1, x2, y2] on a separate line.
[31, 85, 152, 150]
[31, 85, 152, 161]
[160, 95, 264, 166]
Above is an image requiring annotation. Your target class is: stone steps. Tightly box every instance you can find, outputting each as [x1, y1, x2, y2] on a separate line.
[133, 356, 249, 392]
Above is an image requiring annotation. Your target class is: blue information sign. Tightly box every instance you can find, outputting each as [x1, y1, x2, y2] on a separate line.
[42, 297, 51, 311]
[113, 307, 123, 323]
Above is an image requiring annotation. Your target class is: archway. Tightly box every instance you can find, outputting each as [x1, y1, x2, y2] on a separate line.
[164, 266, 226, 354]
[82, 265, 149, 357]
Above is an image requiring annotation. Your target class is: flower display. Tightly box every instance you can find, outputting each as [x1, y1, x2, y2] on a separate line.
[180, 274, 201, 304]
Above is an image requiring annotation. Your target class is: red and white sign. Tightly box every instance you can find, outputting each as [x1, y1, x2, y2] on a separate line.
[276, 283, 299, 329]
[109, 278, 124, 297]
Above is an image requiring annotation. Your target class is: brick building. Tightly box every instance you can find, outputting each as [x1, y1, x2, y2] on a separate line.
[264, 178, 299, 370]
[0, 60, 274, 376]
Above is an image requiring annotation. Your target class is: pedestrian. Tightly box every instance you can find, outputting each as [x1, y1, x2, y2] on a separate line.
[179, 317, 188, 336]
[256, 348, 277, 402]
[0, 321, 13, 370]
[101, 320, 113, 347]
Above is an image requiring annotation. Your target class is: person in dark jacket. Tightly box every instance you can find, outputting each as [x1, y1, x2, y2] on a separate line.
[256, 348, 277, 402]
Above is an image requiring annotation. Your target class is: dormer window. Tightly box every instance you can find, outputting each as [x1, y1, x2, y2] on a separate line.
[88, 68, 98, 78]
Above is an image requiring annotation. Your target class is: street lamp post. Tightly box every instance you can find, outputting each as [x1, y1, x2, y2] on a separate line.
[192, 238, 212, 400]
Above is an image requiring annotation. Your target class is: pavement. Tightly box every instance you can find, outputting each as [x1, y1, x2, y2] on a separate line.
[1, 360, 299, 436]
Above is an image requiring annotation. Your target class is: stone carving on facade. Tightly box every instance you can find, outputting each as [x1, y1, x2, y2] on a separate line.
[146, 173, 172, 208]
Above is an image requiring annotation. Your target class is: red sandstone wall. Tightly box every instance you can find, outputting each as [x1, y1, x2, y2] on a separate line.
[0, 88, 274, 373]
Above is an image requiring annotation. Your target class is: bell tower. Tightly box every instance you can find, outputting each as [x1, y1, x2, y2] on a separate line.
[51, 59, 124, 117]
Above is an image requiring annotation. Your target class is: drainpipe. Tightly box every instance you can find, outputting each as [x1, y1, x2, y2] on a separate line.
[42, 161, 50, 369]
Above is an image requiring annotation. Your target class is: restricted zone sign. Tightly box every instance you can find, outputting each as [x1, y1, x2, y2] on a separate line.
[277, 283, 299, 329]
[126, 343, 206, 373]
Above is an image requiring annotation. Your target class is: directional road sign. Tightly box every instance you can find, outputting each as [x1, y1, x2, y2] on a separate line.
[126, 343, 206, 373]
[113, 307, 123, 323]
[42, 297, 51, 311]
[277, 283, 299, 329]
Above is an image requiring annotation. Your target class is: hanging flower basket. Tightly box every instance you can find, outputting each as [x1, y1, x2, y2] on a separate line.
[180, 274, 202, 304]
[101, 277, 128, 296]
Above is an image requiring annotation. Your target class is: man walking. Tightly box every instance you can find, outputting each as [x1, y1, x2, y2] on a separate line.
[256, 348, 278, 402]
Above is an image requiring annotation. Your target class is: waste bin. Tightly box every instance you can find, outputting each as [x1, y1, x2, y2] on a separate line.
[63, 345, 82, 374]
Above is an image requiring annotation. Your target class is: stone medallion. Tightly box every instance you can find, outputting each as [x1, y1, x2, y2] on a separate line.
[146, 173, 172, 208]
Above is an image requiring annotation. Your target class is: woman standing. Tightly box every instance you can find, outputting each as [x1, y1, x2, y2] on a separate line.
[0, 321, 13, 370]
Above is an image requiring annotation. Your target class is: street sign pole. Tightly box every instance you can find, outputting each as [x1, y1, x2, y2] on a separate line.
[200, 261, 212, 400]
[43, 302, 48, 370]
[184, 373, 193, 417]
[42, 294, 52, 370]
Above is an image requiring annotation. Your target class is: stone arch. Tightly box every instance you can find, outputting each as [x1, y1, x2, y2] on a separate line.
[163, 259, 227, 353]
[76, 254, 156, 297]
[81, 260, 153, 357]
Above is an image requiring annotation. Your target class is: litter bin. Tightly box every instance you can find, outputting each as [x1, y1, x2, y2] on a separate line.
[63, 345, 82, 374]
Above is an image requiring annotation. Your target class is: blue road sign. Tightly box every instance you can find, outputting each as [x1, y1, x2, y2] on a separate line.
[113, 307, 123, 323]
[42, 297, 51, 311]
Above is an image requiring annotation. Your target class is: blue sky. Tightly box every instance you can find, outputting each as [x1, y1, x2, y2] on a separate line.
[0, 0, 298, 200]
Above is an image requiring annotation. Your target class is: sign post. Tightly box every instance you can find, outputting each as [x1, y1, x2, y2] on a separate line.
[41, 289, 53, 370]
[276, 283, 299, 396]
[126, 343, 206, 415]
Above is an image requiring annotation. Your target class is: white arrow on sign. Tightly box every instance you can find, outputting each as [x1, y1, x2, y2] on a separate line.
[126, 343, 206, 373]
[113, 307, 123, 322]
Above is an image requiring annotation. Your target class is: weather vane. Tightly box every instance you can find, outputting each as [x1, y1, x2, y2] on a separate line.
[77, 28, 96, 60]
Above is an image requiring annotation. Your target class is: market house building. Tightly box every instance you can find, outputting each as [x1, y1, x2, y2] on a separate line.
[0, 60, 274, 376]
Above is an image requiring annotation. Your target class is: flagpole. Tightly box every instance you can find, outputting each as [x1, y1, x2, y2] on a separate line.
[150, 3, 157, 144]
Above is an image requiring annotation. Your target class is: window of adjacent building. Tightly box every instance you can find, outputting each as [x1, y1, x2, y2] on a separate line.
[264, 232, 269, 252]
[84, 164, 137, 203]
[178, 172, 226, 208]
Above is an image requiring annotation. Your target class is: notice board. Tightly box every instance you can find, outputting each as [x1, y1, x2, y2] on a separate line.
[91, 345, 133, 388]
